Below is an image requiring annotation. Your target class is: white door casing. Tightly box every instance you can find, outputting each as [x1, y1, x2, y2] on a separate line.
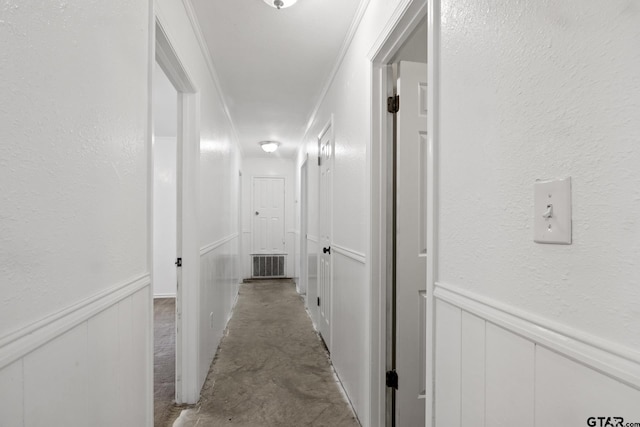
[394, 60, 428, 426]
[318, 121, 333, 350]
[252, 177, 286, 254]
[155, 16, 202, 406]
[300, 158, 309, 296]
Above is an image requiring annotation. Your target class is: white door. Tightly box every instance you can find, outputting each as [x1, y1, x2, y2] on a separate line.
[318, 124, 333, 350]
[394, 61, 427, 426]
[300, 159, 308, 296]
[252, 177, 285, 254]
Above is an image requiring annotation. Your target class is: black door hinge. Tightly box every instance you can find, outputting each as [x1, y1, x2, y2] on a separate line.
[387, 95, 399, 113]
[317, 296, 321, 306]
[386, 370, 398, 389]
[175, 258, 182, 267]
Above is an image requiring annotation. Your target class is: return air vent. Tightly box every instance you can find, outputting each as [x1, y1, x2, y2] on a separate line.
[251, 254, 286, 278]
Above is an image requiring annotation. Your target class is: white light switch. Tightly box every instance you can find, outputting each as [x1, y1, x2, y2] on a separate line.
[534, 177, 572, 244]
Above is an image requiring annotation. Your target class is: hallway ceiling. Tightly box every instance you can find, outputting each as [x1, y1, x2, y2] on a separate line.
[189, 0, 365, 158]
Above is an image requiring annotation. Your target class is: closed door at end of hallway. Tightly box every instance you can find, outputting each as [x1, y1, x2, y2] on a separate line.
[252, 177, 285, 254]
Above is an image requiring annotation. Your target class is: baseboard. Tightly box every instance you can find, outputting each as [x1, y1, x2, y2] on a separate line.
[153, 293, 176, 299]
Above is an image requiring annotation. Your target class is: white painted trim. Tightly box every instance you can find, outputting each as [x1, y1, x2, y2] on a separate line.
[287, 230, 297, 234]
[333, 244, 367, 264]
[180, 0, 243, 157]
[199, 233, 239, 256]
[367, 0, 425, 61]
[242, 230, 251, 234]
[368, 1, 430, 426]
[154, 13, 197, 94]
[425, 1, 440, 426]
[434, 282, 640, 391]
[307, 234, 320, 243]
[153, 293, 177, 299]
[299, 0, 372, 147]
[0, 274, 151, 371]
[154, 14, 201, 405]
[146, 2, 156, 425]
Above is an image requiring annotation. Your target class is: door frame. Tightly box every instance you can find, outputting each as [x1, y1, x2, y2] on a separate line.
[250, 176, 287, 255]
[317, 117, 334, 351]
[153, 15, 202, 405]
[368, 1, 437, 426]
[300, 155, 309, 296]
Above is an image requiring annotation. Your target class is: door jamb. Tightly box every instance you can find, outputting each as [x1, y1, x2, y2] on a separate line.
[154, 15, 202, 405]
[317, 116, 334, 352]
[250, 176, 287, 256]
[300, 155, 309, 296]
[368, 1, 432, 426]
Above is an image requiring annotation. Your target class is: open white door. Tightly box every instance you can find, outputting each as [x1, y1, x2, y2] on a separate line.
[318, 122, 333, 350]
[393, 60, 427, 426]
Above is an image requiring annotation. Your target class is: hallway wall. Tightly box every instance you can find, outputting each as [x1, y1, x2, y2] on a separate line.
[154, 0, 243, 392]
[0, 0, 152, 425]
[295, 1, 420, 425]
[152, 62, 178, 299]
[435, 0, 640, 424]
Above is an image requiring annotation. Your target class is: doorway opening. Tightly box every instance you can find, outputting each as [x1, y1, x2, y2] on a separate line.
[299, 155, 309, 298]
[251, 176, 287, 278]
[369, 1, 430, 426]
[152, 58, 179, 425]
[151, 17, 201, 419]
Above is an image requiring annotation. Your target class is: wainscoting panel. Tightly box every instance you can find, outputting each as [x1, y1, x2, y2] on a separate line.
[199, 234, 241, 387]
[485, 323, 534, 427]
[434, 282, 640, 425]
[434, 299, 461, 427]
[461, 311, 485, 427]
[306, 237, 319, 326]
[0, 276, 151, 427]
[24, 324, 89, 426]
[330, 245, 369, 426]
[535, 346, 640, 425]
[88, 304, 121, 426]
[0, 360, 23, 426]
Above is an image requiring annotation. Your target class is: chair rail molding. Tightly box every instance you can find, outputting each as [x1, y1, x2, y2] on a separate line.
[434, 281, 640, 391]
[0, 274, 151, 371]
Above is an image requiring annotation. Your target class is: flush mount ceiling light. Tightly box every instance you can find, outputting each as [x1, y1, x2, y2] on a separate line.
[263, 0, 297, 9]
[259, 140, 280, 153]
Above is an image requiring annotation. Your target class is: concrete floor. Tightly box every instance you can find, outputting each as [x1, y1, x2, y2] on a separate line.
[173, 279, 361, 427]
[154, 298, 183, 426]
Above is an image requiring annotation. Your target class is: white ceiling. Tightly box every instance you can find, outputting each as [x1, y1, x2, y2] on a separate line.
[189, 0, 365, 158]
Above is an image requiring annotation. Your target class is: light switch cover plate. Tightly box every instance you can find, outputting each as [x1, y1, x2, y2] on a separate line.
[534, 177, 572, 244]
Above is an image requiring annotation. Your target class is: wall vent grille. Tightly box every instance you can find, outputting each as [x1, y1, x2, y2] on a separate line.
[251, 254, 286, 278]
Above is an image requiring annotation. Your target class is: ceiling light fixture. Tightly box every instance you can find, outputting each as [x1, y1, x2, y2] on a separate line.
[263, 0, 297, 9]
[259, 140, 280, 153]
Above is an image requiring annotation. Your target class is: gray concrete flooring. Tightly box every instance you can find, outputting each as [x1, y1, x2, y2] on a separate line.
[154, 298, 183, 426]
[173, 279, 360, 427]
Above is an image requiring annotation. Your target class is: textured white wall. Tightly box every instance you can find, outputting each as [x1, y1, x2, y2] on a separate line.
[0, 0, 149, 338]
[438, 0, 640, 352]
[152, 137, 177, 297]
[0, 1, 152, 424]
[152, 64, 178, 298]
